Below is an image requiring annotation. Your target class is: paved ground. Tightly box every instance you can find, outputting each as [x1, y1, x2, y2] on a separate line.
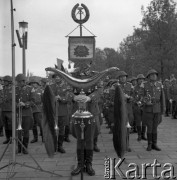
[0, 116, 177, 180]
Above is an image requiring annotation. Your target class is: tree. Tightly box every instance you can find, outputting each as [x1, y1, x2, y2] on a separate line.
[118, 0, 177, 79]
[140, 0, 177, 80]
[91, 48, 107, 71]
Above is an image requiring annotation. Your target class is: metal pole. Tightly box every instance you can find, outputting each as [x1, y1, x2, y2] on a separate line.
[22, 34, 26, 76]
[80, 24, 82, 37]
[79, 9, 82, 36]
[10, 0, 16, 162]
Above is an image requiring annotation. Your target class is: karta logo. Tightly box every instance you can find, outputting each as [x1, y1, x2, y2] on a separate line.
[104, 157, 176, 179]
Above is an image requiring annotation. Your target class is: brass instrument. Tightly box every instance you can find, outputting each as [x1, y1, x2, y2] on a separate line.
[54, 100, 59, 134]
[17, 99, 23, 131]
[143, 91, 152, 105]
[45, 67, 119, 92]
[136, 95, 143, 107]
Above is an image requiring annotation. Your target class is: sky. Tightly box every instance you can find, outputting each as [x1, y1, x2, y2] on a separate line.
[0, 0, 154, 77]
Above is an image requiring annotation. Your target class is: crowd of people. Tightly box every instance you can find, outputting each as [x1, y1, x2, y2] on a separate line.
[0, 68, 175, 176]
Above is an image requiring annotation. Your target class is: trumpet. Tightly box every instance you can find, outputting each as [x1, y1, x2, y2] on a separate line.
[17, 99, 23, 131]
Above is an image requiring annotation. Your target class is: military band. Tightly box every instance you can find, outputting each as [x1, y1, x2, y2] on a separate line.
[0, 68, 173, 176]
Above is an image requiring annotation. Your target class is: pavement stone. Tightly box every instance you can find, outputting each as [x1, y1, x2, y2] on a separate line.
[0, 115, 177, 180]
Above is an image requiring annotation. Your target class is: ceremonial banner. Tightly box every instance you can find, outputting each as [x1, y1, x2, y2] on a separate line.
[68, 36, 95, 64]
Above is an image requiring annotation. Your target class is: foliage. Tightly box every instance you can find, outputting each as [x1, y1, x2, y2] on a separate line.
[93, 0, 177, 80]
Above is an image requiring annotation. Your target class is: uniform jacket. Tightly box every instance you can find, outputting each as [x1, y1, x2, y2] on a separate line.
[119, 82, 133, 115]
[133, 83, 144, 109]
[50, 83, 70, 117]
[142, 81, 165, 113]
[1, 85, 12, 112]
[31, 87, 43, 113]
[16, 85, 33, 117]
[88, 90, 101, 116]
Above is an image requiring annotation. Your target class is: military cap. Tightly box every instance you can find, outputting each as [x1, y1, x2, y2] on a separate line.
[28, 77, 40, 85]
[3, 75, 12, 82]
[16, 74, 26, 82]
[137, 74, 145, 80]
[41, 78, 47, 83]
[107, 79, 118, 87]
[146, 69, 158, 78]
[118, 71, 128, 77]
[164, 79, 169, 82]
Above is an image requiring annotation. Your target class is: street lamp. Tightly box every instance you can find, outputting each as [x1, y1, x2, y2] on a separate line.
[16, 21, 28, 76]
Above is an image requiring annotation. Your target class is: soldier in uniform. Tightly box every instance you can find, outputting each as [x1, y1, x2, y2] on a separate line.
[29, 78, 43, 143]
[71, 88, 99, 176]
[69, 66, 102, 176]
[41, 78, 48, 89]
[102, 85, 110, 129]
[16, 74, 34, 154]
[163, 79, 170, 117]
[50, 75, 70, 153]
[133, 74, 147, 141]
[118, 71, 133, 152]
[64, 84, 73, 143]
[1, 76, 12, 144]
[130, 77, 137, 133]
[106, 79, 119, 134]
[142, 69, 165, 151]
[0, 77, 4, 137]
[131, 77, 137, 87]
[169, 78, 177, 119]
[92, 86, 102, 153]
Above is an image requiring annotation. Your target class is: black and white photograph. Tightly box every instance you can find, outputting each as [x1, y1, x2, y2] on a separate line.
[0, 0, 177, 179]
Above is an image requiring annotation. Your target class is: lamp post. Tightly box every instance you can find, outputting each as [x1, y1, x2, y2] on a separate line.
[16, 21, 28, 76]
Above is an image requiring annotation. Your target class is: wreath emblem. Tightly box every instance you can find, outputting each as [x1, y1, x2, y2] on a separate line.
[74, 45, 89, 57]
[71, 4, 90, 24]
